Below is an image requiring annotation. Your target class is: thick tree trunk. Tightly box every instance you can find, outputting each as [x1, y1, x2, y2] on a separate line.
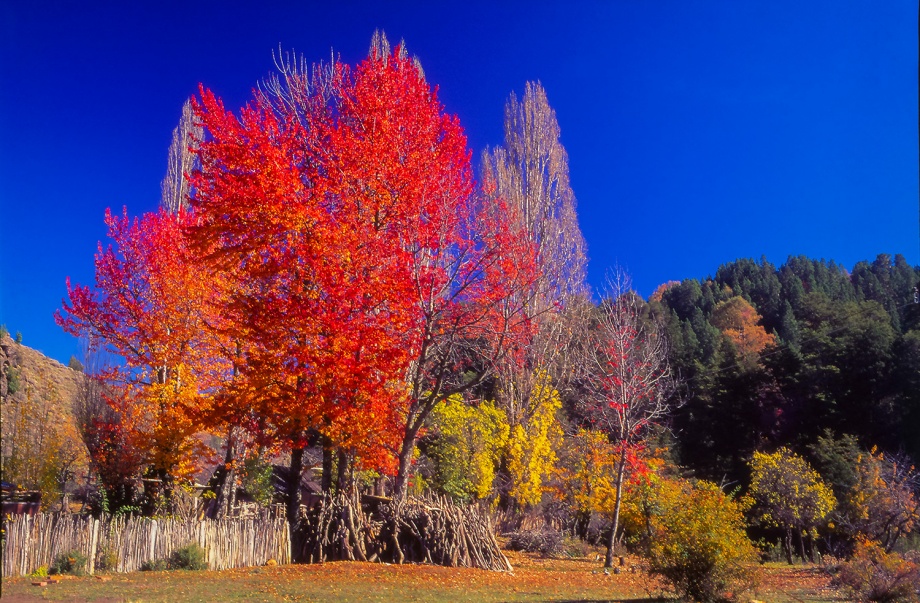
[393, 425, 420, 501]
[287, 445, 305, 526]
[163, 471, 175, 514]
[214, 428, 238, 518]
[336, 450, 350, 492]
[604, 450, 628, 568]
[574, 509, 591, 540]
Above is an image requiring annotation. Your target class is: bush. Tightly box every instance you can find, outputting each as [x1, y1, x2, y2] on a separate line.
[505, 529, 565, 557]
[242, 456, 275, 506]
[68, 355, 84, 372]
[50, 550, 87, 576]
[168, 542, 208, 570]
[645, 479, 759, 603]
[140, 558, 168, 571]
[836, 539, 920, 603]
[96, 549, 119, 572]
[29, 565, 49, 579]
[6, 367, 21, 396]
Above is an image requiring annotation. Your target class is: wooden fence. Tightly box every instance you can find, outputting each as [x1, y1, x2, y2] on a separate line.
[2, 512, 290, 577]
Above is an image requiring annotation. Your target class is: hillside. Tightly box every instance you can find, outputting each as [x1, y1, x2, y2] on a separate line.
[649, 253, 920, 484]
[1, 331, 89, 508]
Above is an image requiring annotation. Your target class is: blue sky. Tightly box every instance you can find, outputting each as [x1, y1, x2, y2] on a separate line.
[1, 1, 917, 364]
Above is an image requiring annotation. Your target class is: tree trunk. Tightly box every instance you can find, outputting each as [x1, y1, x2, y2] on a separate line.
[784, 527, 794, 565]
[214, 428, 238, 518]
[604, 449, 628, 568]
[393, 425, 420, 501]
[574, 509, 591, 540]
[321, 439, 334, 493]
[287, 445, 305, 526]
[336, 450, 350, 493]
[797, 529, 807, 564]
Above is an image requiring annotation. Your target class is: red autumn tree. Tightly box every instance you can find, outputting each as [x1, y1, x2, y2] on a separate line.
[190, 42, 446, 515]
[585, 271, 677, 567]
[57, 208, 230, 511]
[341, 38, 539, 500]
[192, 35, 540, 508]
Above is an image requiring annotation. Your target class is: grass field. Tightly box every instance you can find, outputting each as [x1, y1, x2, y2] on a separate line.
[1, 551, 847, 603]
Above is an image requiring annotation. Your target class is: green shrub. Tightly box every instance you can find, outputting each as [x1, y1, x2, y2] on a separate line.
[836, 539, 920, 603]
[140, 558, 168, 572]
[14, 331, 22, 344]
[168, 542, 208, 570]
[68, 355, 84, 372]
[50, 550, 87, 576]
[96, 549, 119, 572]
[29, 565, 49, 579]
[6, 367, 21, 396]
[242, 456, 275, 506]
[643, 479, 759, 603]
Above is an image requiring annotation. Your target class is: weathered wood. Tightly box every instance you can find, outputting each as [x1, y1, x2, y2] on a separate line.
[2, 511, 290, 577]
[296, 492, 510, 571]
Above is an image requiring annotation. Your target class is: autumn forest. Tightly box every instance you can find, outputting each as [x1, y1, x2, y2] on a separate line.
[3, 33, 920, 602]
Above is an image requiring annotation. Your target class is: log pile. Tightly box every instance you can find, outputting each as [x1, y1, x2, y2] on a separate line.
[296, 492, 511, 572]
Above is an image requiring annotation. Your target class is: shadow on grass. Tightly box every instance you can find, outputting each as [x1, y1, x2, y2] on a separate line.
[501, 599, 672, 603]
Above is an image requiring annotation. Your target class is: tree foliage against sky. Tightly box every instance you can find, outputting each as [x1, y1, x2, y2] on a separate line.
[57, 33, 541, 518]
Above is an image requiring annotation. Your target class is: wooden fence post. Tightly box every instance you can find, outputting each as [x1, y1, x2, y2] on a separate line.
[149, 519, 158, 565]
[88, 518, 99, 575]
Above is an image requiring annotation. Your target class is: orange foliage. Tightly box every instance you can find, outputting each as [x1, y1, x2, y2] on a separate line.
[710, 296, 776, 362]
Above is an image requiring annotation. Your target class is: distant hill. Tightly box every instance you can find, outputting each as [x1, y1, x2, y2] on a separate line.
[1, 332, 83, 404]
[648, 253, 920, 484]
[1, 331, 89, 507]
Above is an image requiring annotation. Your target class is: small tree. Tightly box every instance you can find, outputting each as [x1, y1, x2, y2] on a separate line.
[67, 356, 84, 372]
[584, 271, 677, 567]
[428, 394, 509, 501]
[710, 296, 776, 366]
[747, 448, 836, 563]
[844, 447, 919, 552]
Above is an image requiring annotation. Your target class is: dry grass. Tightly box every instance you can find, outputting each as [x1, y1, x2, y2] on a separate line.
[0, 551, 848, 603]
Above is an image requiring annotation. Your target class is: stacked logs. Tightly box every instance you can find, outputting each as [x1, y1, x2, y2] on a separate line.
[295, 491, 511, 572]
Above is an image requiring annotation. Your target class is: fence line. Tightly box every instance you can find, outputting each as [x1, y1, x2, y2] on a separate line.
[2, 512, 290, 577]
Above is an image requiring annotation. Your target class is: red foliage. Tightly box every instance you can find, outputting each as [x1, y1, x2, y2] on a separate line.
[60, 40, 539, 493]
[57, 208, 230, 487]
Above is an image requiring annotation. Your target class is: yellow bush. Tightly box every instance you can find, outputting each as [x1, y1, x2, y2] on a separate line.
[645, 479, 759, 603]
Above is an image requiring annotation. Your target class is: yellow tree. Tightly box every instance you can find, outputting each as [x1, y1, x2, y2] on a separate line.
[504, 371, 563, 508]
[428, 395, 509, 501]
[551, 428, 618, 538]
[482, 83, 589, 512]
[746, 448, 836, 563]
